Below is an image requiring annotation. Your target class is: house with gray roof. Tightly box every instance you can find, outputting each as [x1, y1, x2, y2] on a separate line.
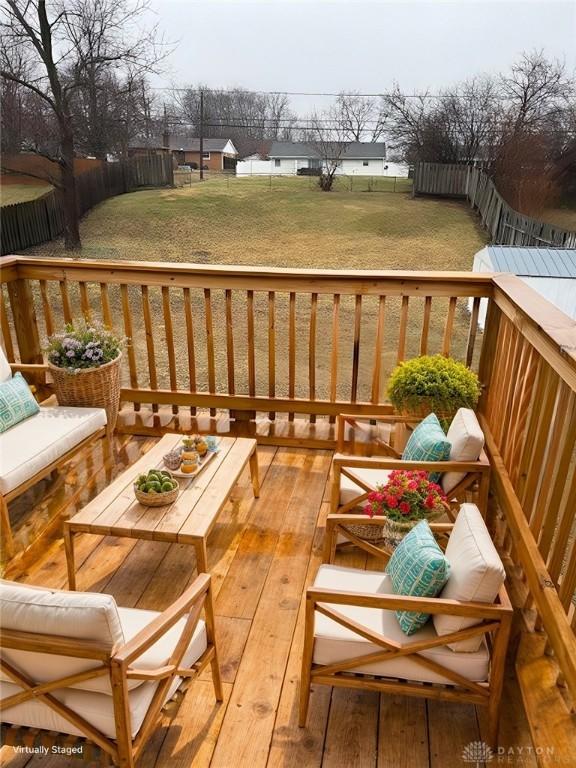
[266, 140, 388, 176]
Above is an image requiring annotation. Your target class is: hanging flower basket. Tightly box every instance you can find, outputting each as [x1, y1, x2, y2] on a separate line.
[46, 321, 125, 434]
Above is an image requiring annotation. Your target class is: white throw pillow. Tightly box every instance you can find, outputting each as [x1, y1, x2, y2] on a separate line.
[0, 346, 11, 382]
[441, 408, 484, 494]
[433, 504, 505, 652]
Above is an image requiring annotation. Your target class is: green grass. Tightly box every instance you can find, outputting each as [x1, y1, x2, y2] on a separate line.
[0, 183, 51, 206]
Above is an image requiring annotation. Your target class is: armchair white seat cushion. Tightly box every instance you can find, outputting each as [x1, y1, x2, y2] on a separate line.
[0, 350, 12, 382]
[442, 409, 485, 494]
[312, 564, 490, 684]
[339, 468, 391, 506]
[434, 504, 505, 651]
[0, 581, 208, 739]
[0, 404, 107, 495]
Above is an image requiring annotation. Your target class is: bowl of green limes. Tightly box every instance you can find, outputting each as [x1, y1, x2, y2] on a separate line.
[134, 469, 179, 507]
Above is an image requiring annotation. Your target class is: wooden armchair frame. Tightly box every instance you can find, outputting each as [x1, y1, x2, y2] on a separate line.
[332, 413, 490, 520]
[300, 525, 513, 748]
[0, 574, 223, 768]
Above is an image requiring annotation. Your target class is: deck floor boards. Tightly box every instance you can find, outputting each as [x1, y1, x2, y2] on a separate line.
[3, 434, 537, 768]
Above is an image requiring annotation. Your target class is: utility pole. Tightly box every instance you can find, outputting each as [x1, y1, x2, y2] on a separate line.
[199, 89, 204, 181]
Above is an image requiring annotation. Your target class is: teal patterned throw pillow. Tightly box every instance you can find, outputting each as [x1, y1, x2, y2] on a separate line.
[386, 520, 450, 635]
[0, 373, 40, 433]
[402, 413, 450, 482]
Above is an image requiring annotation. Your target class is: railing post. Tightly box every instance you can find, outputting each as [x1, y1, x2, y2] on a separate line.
[477, 295, 501, 416]
[7, 276, 43, 384]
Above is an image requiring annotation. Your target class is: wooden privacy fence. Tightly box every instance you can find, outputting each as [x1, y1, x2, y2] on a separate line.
[413, 162, 576, 248]
[1, 255, 576, 723]
[0, 155, 174, 256]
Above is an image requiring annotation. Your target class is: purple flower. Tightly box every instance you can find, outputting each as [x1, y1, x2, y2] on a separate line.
[66, 350, 75, 358]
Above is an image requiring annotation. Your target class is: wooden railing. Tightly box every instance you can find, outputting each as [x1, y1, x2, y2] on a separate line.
[1, 255, 575, 717]
[0, 256, 492, 423]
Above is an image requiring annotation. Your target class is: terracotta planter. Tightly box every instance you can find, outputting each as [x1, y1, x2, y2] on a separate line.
[49, 352, 122, 434]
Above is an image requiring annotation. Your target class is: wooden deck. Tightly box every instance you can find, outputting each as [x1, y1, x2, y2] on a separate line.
[2, 434, 537, 768]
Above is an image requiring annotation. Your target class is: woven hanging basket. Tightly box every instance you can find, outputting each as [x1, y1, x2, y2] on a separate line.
[49, 352, 122, 433]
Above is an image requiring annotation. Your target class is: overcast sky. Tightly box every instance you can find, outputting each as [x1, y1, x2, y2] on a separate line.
[148, 0, 576, 113]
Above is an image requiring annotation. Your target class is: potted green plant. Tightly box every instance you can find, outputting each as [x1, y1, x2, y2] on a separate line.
[357, 469, 449, 548]
[47, 321, 125, 433]
[387, 354, 480, 421]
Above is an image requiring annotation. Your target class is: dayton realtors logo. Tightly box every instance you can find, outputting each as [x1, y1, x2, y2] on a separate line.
[462, 740, 557, 765]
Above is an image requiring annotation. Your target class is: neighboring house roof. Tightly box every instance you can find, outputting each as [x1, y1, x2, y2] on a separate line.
[473, 245, 576, 322]
[482, 246, 576, 278]
[129, 136, 238, 154]
[269, 141, 386, 159]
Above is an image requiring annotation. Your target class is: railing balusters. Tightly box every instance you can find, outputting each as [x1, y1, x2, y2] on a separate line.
[204, 288, 216, 417]
[183, 287, 196, 415]
[268, 291, 275, 420]
[225, 289, 235, 396]
[420, 296, 431, 356]
[39, 280, 54, 337]
[79, 282, 92, 322]
[141, 286, 158, 413]
[442, 296, 457, 356]
[351, 295, 362, 402]
[466, 297, 480, 367]
[397, 295, 409, 362]
[161, 286, 178, 415]
[120, 283, 139, 412]
[288, 291, 296, 421]
[59, 280, 72, 324]
[99, 283, 112, 328]
[247, 290, 255, 398]
[0, 289, 15, 361]
[371, 296, 386, 404]
[309, 293, 317, 423]
[329, 294, 340, 424]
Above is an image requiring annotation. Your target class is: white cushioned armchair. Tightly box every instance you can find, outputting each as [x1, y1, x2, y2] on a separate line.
[0, 347, 107, 557]
[0, 574, 222, 768]
[330, 409, 490, 558]
[300, 504, 513, 748]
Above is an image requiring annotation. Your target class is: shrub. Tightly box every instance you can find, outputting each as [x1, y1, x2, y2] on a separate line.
[387, 354, 480, 416]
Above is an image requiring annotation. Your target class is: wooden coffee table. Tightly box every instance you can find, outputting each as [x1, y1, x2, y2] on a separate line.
[63, 434, 259, 589]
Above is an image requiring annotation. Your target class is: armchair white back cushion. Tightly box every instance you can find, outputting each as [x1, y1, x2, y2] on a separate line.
[433, 504, 505, 652]
[441, 408, 485, 494]
[0, 580, 124, 692]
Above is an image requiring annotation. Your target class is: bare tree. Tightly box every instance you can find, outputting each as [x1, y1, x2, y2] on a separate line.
[1, 0, 164, 249]
[501, 50, 573, 135]
[308, 109, 349, 191]
[335, 92, 385, 142]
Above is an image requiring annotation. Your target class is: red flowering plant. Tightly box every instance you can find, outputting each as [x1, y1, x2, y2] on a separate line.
[364, 470, 449, 523]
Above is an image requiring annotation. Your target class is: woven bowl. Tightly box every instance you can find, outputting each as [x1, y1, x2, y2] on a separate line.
[134, 482, 179, 507]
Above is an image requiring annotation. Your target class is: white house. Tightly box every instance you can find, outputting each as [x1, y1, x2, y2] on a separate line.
[236, 141, 408, 177]
[471, 245, 576, 327]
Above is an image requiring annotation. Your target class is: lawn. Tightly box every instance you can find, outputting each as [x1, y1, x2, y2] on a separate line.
[1, 182, 51, 206]
[30, 175, 485, 270]
[27, 177, 488, 404]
